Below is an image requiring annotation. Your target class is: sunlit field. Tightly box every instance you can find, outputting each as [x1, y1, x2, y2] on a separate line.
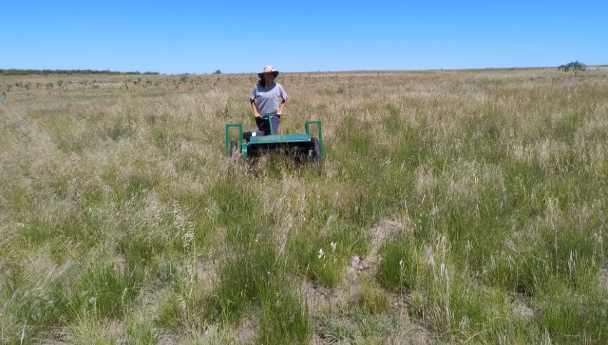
[1, 67, 607, 344]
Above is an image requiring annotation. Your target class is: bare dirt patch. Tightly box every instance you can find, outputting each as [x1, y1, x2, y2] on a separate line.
[230, 316, 258, 344]
[196, 258, 218, 289]
[511, 293, 534, 318]
[303, 280, 344, 314]
[37, 328, 71, 345]
[364, 218, 408, 273]
[157, 333, 186, 345]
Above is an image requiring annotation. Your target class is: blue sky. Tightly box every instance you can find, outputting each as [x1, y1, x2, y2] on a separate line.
[2, 1, 606, 74]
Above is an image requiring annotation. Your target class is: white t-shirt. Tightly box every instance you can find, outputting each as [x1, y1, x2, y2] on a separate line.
[250, 82, 287, 115]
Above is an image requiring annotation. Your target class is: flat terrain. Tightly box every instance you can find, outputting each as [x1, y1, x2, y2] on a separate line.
[1, 68, 607, 344]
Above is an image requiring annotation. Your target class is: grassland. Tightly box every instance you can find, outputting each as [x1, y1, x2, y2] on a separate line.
[1, 67, 607, 344]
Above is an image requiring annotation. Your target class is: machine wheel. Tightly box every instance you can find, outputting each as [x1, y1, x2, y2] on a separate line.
[311, 137, 321, 162]
[230, 140, 238, 158]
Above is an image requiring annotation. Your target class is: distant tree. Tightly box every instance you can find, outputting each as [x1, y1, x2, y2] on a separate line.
[212, 69, 222, 74]
[558, 61, 586, 76]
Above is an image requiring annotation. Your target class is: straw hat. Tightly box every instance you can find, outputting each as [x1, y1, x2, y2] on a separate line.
[258, 65, 279, 78]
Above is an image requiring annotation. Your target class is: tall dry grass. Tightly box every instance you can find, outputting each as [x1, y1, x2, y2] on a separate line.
[1, 68, 607, 344]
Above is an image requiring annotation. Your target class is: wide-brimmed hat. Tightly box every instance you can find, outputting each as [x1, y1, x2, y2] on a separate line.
[258, 65, 279, 78]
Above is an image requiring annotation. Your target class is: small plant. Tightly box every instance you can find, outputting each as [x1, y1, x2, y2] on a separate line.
[309, 244, 342, 288]
[259, 290, 310, 345]
[376, 236, 419, 292]
[356, 278, 391, 315]
[74, 263, 143, 318]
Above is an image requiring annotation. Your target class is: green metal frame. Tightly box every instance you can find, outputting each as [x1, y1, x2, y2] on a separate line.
[249, 133, 310, 144]
[225, 123, 242, 156]
[241, 142, 248, 156]
[305, 120, 323, 157]
[261, 114, 275, 135]
[225, 118, 323, 158]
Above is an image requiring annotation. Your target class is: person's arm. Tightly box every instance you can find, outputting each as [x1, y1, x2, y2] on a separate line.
[276, 98, 287, 115]
[250, 86, 261, 118]
[276, 85, 288, 115]
[250, 99, 261, 118]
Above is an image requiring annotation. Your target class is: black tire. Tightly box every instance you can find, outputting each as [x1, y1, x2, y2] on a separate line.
[230, 140, 238, 158]
[311, 137, 321, 162]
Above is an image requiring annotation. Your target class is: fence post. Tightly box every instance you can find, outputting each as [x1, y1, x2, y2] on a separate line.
[82, 75, 85, 95]
[22, 82, 26, 101]
[2, 73, 5, 100]
[102, 73, 105, 94]
[229, 77, 232, 88]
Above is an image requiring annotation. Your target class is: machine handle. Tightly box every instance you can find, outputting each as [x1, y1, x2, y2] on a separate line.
[305, 120, 323, 157]
[225, 123, 243, 156]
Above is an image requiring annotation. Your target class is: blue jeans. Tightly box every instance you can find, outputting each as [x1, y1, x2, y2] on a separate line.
[255, 115, 280, 135]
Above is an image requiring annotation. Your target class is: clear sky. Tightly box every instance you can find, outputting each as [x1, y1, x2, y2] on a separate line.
[2, 0, 606, 74]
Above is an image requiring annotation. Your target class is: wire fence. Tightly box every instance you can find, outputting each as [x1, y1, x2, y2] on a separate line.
[0, 72, 362, 101]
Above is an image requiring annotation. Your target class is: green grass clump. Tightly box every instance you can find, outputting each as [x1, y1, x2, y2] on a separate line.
[376, 235, 419, 292]
[537, 281, 608, 344]
[73, 264, 143, 318]
[258, 290, 310, 345]
[355, 278, 391, 315]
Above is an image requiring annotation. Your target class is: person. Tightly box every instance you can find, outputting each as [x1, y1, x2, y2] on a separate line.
[250, 66, 288, 135]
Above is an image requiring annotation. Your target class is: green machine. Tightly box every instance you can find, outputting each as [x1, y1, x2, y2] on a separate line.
[226, 114, 323, 161]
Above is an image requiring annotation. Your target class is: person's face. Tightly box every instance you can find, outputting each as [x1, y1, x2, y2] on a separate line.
[264, 72, 275, 83]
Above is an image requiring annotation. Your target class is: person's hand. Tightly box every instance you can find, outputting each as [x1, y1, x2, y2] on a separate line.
[275, 110, 283, 115]
[254, 112, 261, 118]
